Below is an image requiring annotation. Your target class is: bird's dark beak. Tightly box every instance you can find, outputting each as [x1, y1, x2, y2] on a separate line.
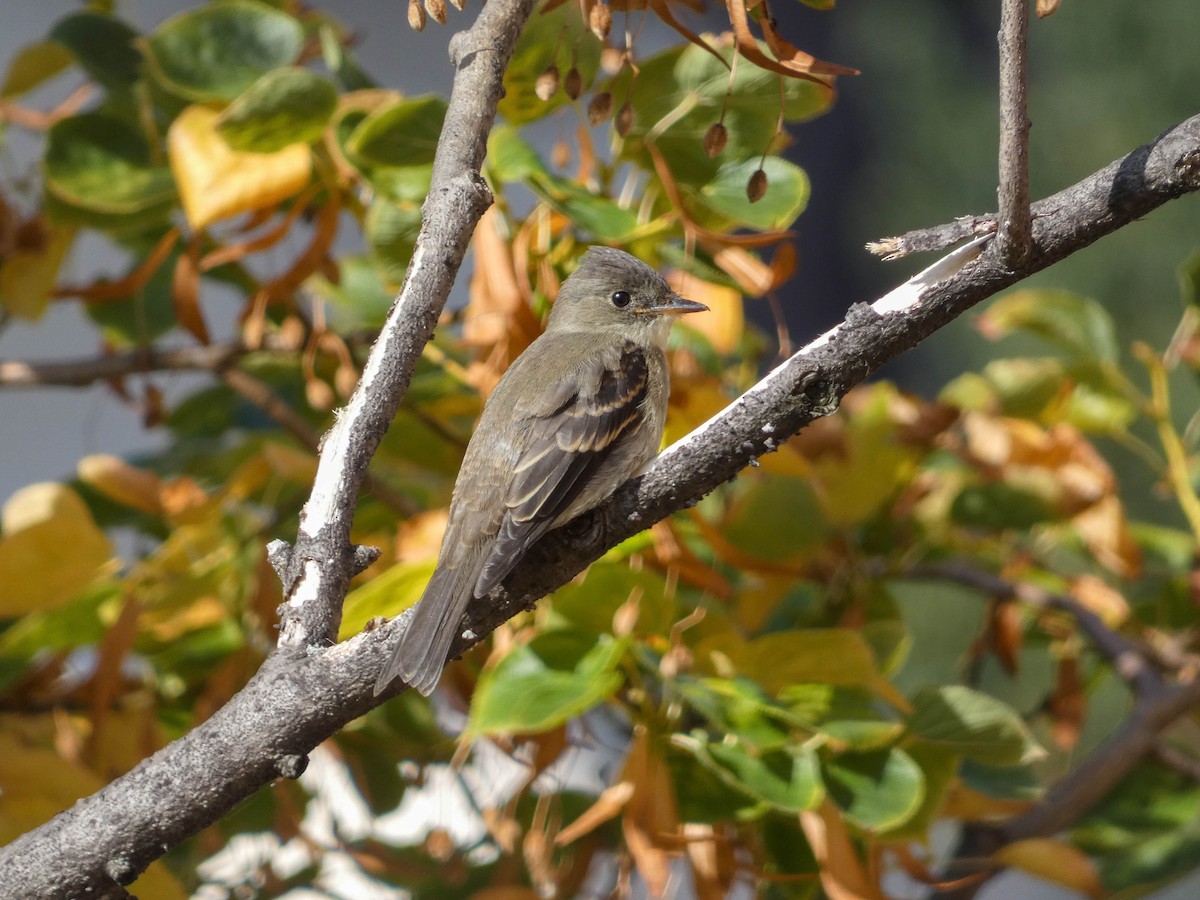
[653, 294, 709, 316]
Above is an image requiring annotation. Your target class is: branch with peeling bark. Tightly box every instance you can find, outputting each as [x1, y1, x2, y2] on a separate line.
[3, 13, 1200, 899]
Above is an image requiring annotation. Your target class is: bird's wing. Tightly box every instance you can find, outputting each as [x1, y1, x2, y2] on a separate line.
[473, 340, 650, 596]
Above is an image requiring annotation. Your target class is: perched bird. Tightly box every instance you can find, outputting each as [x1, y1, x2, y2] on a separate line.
[375, 247, 707, 697]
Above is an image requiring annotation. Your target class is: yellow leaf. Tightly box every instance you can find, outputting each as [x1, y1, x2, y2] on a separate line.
[78, 454, 163, 515]
[0, 220, 75, 320]
[168, 105, 311, 230]
[994, 838, 1103, 898]
[0, 483, 114, 615]
[667, 272, 744, 354]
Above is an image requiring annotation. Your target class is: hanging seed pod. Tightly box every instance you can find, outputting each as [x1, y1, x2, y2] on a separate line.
[587, 91, 614, 125]
[704, 122, 728, 158]
[589, 2, 613, 41]
[535, 65, 560, 101]
[615, 101, 634, 137]
[747, 168, 768, 203]
[424, 0, 447, 24]
[408, 0, 425, 31]
[564, 66, 583, 100]
[551, 139, 571, 169]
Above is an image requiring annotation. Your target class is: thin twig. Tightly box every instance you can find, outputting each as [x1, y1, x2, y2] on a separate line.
[0, 343, 247, 387]
[996, 0, 1032, 266]
[906, 561, 1164, 697]
[221, 367, 322, 451]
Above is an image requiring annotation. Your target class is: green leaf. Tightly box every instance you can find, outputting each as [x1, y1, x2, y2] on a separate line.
[215, 67, 338, 152]
[365, 200, 423, 284]
[689, 156, 811, 232]
[607, 39, 831, 188]
[307, 254, 396, 331]
[780, 684, 903, 750]
[339, 559, 435, 641]
[467, 633, 627, 735]
[878, 744, 960, 841]
[499, 3, 600, 125]
[486, 126, 549, 183]
[549, 562, 675, 638]
[44, 114, 176, 216]
[822, 746, 925, 832]
[345, 95, 447, 168]
[950, 482, 1057, 530]
[676, 735, 824, 814]
[1, 41, 73, 99]
[50, 12, 142, 92]
[86, 248, 181, 346]
[981, 289, 1119, 363]
[1177, 245, 1200, 308]
[908, 685, 1043, 766]
[1075, 763, 1200, 892]
[529, 172, 643, 241]
[144, 0, 304, 102]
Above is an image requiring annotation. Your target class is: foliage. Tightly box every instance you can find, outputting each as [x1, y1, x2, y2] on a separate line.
[1, 1, 1200, 898]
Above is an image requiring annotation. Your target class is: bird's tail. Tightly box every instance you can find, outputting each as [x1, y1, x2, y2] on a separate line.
[374, 562, 477, 697]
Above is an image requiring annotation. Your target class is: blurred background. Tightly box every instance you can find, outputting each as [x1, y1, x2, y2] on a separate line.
[3, 0, 1199, 517]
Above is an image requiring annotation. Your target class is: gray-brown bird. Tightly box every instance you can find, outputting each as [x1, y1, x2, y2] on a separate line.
[374, 247, 707, 697]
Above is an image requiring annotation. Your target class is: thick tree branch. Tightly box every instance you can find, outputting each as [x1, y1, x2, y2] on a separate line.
[4, 86, 1200, 900]
[0, 0, 533, 895]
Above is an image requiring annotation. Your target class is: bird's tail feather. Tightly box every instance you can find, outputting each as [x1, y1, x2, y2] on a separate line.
[374, 562, 477, 697]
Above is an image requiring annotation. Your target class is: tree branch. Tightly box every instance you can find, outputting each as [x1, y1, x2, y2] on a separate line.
[0, 0, 533, 894]
[996, 0, 1032, 265]
[0, 342, 247, 387]
[4, 70, 1200, 900]
[908, 562, 1200, 897]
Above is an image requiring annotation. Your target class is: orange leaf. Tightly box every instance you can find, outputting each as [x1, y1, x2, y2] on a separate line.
[799, 800, 883, 900]
[556, 781, 635, 846]
[1047, 655, 1085, 750]
[54, 227, 180, 303]
[77, 454, 163, 515]
[725, 0, 851, 83]
[994, 838, 1102, 898]
[199, 186, 319, 271]
[620, 726, 679, 897]
[172, 238, 208, 345]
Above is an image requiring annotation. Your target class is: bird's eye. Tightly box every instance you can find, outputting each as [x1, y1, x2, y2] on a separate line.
[611, 290, 632, 308]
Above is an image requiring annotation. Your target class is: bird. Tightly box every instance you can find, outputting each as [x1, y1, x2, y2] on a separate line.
[374, 246, 707, 697]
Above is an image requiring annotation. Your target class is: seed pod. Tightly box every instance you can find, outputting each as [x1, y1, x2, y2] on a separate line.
[408, 0, 425, 31]
[747, 168, 768, 203]
[551, 139, 570, 169]
[535, 65, 560, 101]
[448, 0, 466, 9]
[564, 67, 583, 100]
[615, 100, 634, 137]
[704, 122, 728, 158]
[424, 0, 447, 24]
[589, 2, 613, 41]
[587, 91, 613, 125]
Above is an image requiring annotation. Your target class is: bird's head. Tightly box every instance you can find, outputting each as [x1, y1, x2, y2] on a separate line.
[547, 247, 707, 343]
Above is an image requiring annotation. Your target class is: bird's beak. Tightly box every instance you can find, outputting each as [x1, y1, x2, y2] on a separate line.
[651, 294, 709, 316]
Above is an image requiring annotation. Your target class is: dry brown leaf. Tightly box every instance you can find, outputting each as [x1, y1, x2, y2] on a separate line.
[620, 726, 679, 897]
[54, 227, 180, 303]
[1070, 574, 1130, 628]
[708, 243, 774, 296]
[199, 186, 318, 271]
[798, 800, 883, 900]
[994, 838, 1102, 897]
[726, 0, 848, 84]
[990, 598, 1023, 676]
[556, 781, 635, 846]
[1072, 495, 1143, 579]
[650, 0, 730, 72]
[682, 823, 734, 900]
[77, 455, 163, 515]
[1047, 655, 1085, 750]
[172, 238, 208, 345]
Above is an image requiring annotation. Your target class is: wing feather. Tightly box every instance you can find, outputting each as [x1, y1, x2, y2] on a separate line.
[473, 341, 650, 596]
